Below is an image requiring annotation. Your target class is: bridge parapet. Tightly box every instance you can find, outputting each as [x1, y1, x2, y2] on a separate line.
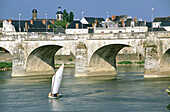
[0, 31, 170, 41]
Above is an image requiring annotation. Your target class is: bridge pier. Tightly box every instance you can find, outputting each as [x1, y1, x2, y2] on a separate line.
[75, 42, 89, 77]
[144, 46, 170, 78]
[11, 44, 27, 77]
[144, 46, 159, 78]
[75, 42, 117, 79]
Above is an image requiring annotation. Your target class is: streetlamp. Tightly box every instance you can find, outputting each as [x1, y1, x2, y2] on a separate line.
[19, 13, 21, 32]
[81, 11, 84, 34]
[45, 14, 47, 33]
[152, 8, 154, 32]
[106, 12, 109, 19]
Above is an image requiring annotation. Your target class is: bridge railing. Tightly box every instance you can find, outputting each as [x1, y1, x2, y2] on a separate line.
[0, 31, 170, 41]
[0, 34, 79, 41]
[87, 32, 148, 40]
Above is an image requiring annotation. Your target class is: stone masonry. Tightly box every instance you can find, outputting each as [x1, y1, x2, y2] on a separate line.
[0, 32, 170, 78]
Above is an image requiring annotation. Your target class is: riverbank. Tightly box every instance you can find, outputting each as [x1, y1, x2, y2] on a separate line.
[0, 62, 12, 71]
[117, 60, 145, 66]
[0, 53, 145, 71]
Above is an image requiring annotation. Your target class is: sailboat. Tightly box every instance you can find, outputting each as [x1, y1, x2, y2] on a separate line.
[48, 63, 64, 98]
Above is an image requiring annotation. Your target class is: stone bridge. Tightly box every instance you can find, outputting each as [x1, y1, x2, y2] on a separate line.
[0, 31, 170, 78]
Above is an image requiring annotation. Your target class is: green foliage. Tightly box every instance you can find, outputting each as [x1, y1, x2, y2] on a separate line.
[167, 104, 170, 110]
[118, 61, 133, 64]
[54, 9, 74, 29]
[68, 58, 73, 61]
[54, 20, 67, 29]
[55, 64, 62, 66]
[0, 62, 12, 68]
[49, 25, 54, 29]
[63, 9, 68, 21]
[134, 61, 145, 64]
[62, 9, 74, 23]
[68, 11, 74, 23]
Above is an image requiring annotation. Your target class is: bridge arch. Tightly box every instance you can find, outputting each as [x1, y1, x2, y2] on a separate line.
[0, 44, 13, 55]
[88, 43, 132, 77]
[26, 45, 62, 75]
[159, 48, 170, 75]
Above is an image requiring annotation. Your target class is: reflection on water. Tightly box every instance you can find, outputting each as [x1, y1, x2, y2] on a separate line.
[0, 66, 170, 112]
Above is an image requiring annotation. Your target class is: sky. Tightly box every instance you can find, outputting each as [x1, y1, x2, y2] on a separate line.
[0, 0, 170, 22]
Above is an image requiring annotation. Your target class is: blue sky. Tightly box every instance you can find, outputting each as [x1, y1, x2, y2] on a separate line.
[0, 0, 170, 21]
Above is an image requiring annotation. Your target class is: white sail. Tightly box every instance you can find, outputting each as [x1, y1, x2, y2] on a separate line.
[51, 63, 64, 94]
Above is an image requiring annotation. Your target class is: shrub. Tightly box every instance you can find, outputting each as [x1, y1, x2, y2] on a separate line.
[68, 58, 73, 61]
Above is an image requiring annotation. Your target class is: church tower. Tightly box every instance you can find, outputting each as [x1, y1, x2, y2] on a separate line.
[56, 6, 63, 21]
[32, 9, 37, 20]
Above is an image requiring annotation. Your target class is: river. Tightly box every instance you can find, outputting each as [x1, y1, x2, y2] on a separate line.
[0, 66, 170, 112]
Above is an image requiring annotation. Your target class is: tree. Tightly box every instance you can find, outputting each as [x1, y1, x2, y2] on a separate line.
[54, 20, 67, 29]
[63, 9, 68, 21]
[69, 11, 74, 23]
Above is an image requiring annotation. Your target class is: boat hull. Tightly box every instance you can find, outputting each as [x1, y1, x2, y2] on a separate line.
[48, 96, 59, 99]
[48, 94, 61, 99]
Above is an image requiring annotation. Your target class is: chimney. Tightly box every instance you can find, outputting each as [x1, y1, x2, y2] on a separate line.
[95, 20, 97, 26]
[92, 23, 94, 28]
[30, 20, 33, 25]
[25, 22, 28, 31]
[76, 23, 79, 29]
[42, 19, 46, 25]
[112, 15, 116, 20]
[8, 19, 12, 23]
[134, 17, 137, 23]
[122, 18, 124, 27]
[52, 20, 54, 24]
[48, 25, 50, 29]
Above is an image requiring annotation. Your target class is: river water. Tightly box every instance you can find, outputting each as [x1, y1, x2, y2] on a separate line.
[0, 66, 170, 112]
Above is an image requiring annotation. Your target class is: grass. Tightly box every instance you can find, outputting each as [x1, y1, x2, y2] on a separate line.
[118, 61, 133, 64]
[118, 60, 145, 65]
[134, 61, 145, 64]
[0, 62, 12, 68]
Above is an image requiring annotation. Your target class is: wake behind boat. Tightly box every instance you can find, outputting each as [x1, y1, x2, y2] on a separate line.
[48, 63, 64, 98]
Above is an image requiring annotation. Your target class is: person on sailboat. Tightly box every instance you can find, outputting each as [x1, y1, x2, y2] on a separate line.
[48, 92, 59, 97]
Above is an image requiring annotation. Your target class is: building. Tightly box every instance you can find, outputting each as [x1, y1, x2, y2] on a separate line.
[56, 6, 63, 21]
[104, 15, 128, 28]
[151, 16, 170, 31]
[2, 8, 65, 35]
[32, 9, 38, 20]
[81, 17, 105, 25]
[95, 15, 147, 33]
[66, 17, 104, 34]
[65, 20, 89, 34]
